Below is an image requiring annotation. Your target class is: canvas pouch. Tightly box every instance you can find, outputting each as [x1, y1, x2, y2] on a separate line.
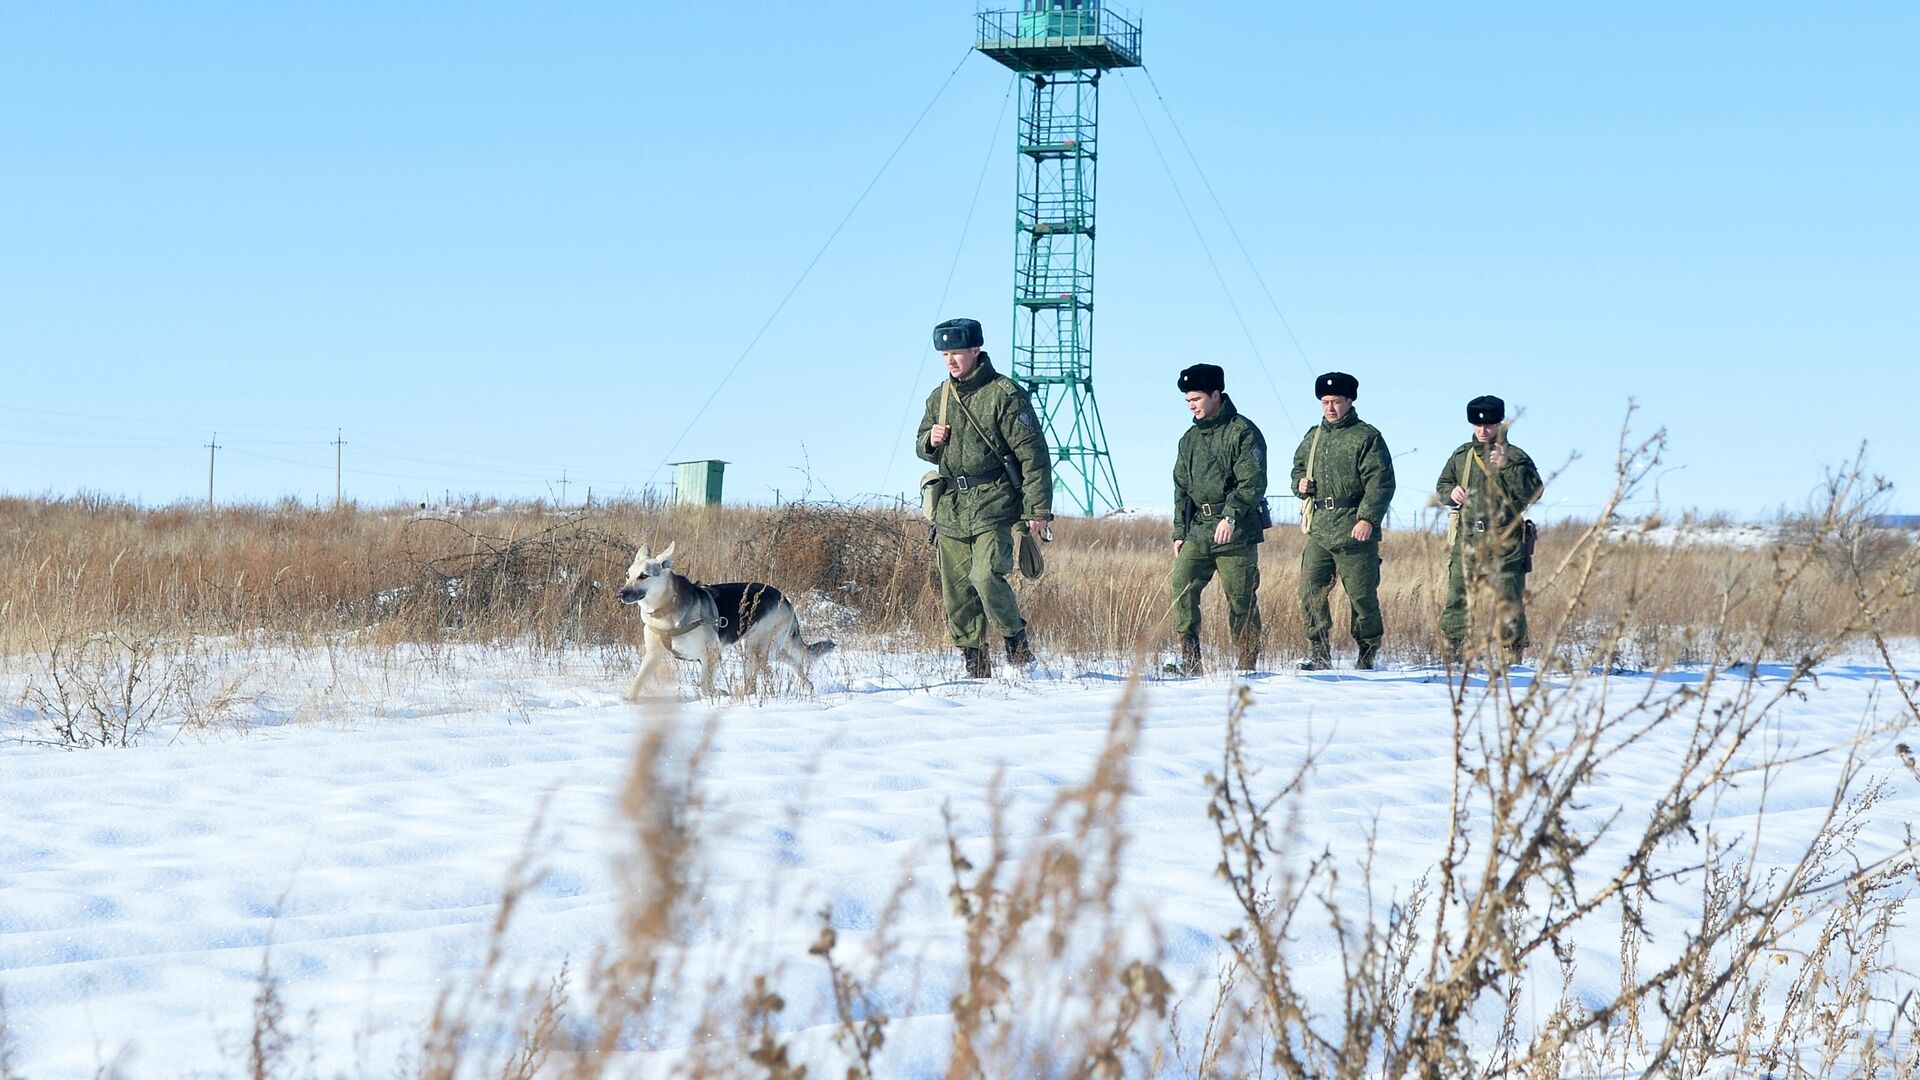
[1015, 524, 1046, 580]
[1299, 428, 1323, 535]
[920, 471, 949, 521]
[922, 383, 956, 529]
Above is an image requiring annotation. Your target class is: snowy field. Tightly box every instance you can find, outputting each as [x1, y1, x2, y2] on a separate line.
[3, 644, 1917, 1076]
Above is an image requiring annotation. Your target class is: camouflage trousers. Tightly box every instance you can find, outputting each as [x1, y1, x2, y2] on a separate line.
[1298, 535, 1383, 648]
[1169, 532, 1261, 648]
[936, 527, 1025, 648]
[1441, 540, 1528, 650]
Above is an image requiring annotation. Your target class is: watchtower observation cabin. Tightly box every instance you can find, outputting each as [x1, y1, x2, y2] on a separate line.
[975, 2, 1142, 515]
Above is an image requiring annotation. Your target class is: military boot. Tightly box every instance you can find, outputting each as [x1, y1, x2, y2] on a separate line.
[1356, 642, 1380, 671]
[1004, 629, 1035, 667]
[1299, 636, 1333, 671]
[1163, 634, 1203, 677]
[960, 646, 992, 679]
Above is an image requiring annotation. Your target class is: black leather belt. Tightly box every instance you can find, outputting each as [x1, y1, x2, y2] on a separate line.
[951, 472, 1005, 491]
[1198, 501, 1227, 517]
[1313, 496, 1361, 510]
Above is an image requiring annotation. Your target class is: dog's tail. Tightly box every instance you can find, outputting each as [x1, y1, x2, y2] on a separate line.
[806, 639, 837, 659]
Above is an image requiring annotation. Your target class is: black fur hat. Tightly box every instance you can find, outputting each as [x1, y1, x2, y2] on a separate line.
[1316, 371, 1359, 400]
[1466, 395, 1505, 425]
[933, 318, 984, 351]
[1177, 363, 1225, 394]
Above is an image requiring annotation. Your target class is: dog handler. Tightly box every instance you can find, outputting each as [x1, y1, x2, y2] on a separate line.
[916, 317, 1054, 678]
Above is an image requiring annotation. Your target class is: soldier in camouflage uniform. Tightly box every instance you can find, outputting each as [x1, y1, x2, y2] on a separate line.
[1290, 371, 1396, 670]
[1435, 394, 1544, 662]
[1167, 364, 1267, 675]
[916, 318, 1054, 679]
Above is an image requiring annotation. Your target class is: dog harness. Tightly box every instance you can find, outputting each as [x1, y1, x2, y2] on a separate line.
[647, 580, 782, 663]
[703, 582, 779, 646]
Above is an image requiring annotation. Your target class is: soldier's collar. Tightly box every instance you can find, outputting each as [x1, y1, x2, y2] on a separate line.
[1193, 394, 1239, 427]
[950, 354, 998, 390]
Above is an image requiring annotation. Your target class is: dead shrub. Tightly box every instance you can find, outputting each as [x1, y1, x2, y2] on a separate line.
[739, 501, 934, 630]
[20, 621, 185, 748]
[1191, 417, 1920, 1078]
[391, 515, 635, 648]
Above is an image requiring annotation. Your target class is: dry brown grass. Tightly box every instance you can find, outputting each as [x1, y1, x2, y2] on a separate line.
[1179, 437, 1920, 1078]
[4, 456, 1917, 749]
[1, 448, 1917, 1076]
[3, 480, 1914, 684]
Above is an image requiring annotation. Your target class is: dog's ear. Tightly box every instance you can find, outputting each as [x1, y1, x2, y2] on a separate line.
[630, 545, 651, 572]
[658, 541, 676, 567]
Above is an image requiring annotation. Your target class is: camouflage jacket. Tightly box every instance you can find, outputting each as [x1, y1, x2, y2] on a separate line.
[1435, 439, 1543, 554]
[1289, 410, 1396, 542]
[1173, 395, 1267, 544]
[916, 355, 1054, 538]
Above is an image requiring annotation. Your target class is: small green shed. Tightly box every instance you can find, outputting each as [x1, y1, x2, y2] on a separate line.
[670, 460, 728, 507]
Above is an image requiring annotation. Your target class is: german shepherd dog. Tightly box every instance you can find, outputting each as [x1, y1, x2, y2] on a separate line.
[618, 542, 836, 698]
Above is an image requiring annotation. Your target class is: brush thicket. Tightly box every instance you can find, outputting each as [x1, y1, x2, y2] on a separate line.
[1, 439, 1916, 1076]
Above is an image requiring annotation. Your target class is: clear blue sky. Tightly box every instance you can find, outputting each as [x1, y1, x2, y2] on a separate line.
[5, 2, 1915, 521]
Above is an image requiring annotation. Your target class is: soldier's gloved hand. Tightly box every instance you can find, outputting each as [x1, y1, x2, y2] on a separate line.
[1213, 518, 1236, 545]
[1450, 485, 1467, 506]
[929, 424, 952, 448]
[1351, 520, 1375, 542]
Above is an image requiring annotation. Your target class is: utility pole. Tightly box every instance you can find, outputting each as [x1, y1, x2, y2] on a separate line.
[332, 428, 346, 508]
[204, 432, 220, 512]
[558, 470, 569, 507]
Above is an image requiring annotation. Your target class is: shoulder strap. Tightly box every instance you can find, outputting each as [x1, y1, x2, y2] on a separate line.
[933, 381, 953, 465]
[951, 379, 1012, 459]
[1306, 427, 1324, 485]
[950, 379, 1029, 494]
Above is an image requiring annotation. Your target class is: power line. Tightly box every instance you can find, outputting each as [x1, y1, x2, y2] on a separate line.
[0, 403, 302, 435]
[3, 407, 680, 484]
[222, 446, 610, 488]
[646, 46, 979, 486]
[8, 410, 670, 488]
[880, 72, 1017, 497]
[1140, 65, 1318, 382]
[1118, 72, 1296, 434]
[0, 438, 200, 450]
[354, 432, 609, 471]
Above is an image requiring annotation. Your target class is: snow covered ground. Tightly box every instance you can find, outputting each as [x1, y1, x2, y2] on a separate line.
[1601, 520, 1785, 548]
[2, 644, 1916, 1076]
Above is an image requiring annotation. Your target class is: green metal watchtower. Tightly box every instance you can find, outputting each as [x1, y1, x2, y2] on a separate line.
[976, 1, 1141, 515]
